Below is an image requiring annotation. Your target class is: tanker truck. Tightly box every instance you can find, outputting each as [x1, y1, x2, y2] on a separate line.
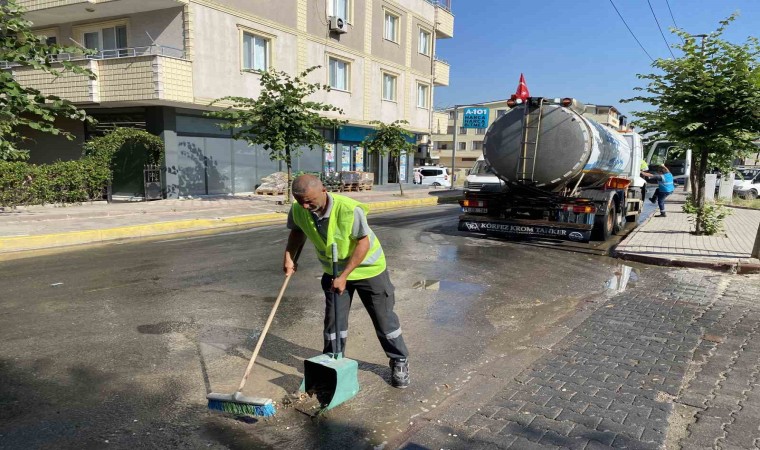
[458, 97, 645, 242]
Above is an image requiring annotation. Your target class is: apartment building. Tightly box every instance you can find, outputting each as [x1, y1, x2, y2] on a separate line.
[12, 0, 453, 197]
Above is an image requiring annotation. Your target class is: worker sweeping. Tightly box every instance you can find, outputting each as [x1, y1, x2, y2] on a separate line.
[283, 174, 410, 389]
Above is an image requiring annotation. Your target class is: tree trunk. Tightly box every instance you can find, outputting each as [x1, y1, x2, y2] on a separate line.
[694, 147, 710, 235]
[396, 157, 404, 196]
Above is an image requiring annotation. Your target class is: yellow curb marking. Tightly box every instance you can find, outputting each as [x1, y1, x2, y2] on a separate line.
[0, 197, 446, 253]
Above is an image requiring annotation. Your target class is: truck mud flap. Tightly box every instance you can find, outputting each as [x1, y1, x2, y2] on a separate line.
[458, 219, 592, 243]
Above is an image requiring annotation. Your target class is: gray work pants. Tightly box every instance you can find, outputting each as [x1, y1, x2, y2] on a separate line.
[320, 270, 409, 360]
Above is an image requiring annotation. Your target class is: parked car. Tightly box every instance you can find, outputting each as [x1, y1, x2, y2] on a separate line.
[416, 166, 451, 187]
[734, 170, 760, 199]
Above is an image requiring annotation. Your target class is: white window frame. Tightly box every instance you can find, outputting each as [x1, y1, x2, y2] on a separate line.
[459, 126, 467, 134]
[329, 0, 352, 23]
[73, 19, 129, 57]
[239, 27, 273, 72]
[417, 82, 430, 109]
[327, 55, 351, 92]
[418, 27, 431, 56]
[459, 142, 467, 151]
[381, 71, 398, 102]
[384, 10, 400, 43]
[473, 141, 484, 150]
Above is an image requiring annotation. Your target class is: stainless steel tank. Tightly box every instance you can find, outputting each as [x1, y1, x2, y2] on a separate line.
[483, 103, 631, 191]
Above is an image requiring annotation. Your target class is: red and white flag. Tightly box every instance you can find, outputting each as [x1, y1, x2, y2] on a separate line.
[512, 73, 530, 101]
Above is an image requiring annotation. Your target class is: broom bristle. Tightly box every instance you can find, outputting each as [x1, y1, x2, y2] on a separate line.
[208, 399, 276, 417]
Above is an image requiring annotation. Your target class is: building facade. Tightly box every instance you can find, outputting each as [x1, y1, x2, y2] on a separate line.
[12, 0, 453, 197]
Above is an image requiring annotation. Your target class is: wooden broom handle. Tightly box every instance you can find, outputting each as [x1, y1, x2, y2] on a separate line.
[237, 246, 302, 393]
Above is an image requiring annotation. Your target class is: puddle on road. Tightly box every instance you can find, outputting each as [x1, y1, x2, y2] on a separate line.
[413, 279, 488, 327]
[604, 264, 639, 293]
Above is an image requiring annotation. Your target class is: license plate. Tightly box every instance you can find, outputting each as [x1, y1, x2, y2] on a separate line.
[462, 207, 488, 213]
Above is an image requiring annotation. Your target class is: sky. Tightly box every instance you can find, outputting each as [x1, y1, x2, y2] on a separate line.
[434, 0, 760, 120]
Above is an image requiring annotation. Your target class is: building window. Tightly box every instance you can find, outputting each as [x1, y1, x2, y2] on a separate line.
[382, 72, 397, 101]
[497, 109, 507, 118]
[331, 0, 349, 21]
[418, 29, 431, 55]
[329, 57, 349, 91]
[459, 127, 466, 134]
[475, 128, 487, 135]
[449, 111, 455, 119]
[242, 32, 269, 71]
[384, 12, 399, 42]
[462, 157, 477, 162]
[459, 142, 467, 150]
[416, 83, 429, 108]
[473, 141, 484, 150]
[446, 126, 455, 134]
[438, 143, 449, 150]
[79, 23, 127, 57]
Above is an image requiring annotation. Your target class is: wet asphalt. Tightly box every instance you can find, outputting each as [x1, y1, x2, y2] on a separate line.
[0, 204, 655, 449]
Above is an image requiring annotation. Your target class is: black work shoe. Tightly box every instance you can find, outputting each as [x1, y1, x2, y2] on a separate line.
[649, 196, 656, 204]
[390, 358, 410, 389]
[656, 212, 667, 217]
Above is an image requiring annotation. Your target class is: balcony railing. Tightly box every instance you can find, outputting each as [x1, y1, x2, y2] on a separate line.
[4, 45, 193, 104]
[424, 0, 452, 11]
[0, 45, 185, 69]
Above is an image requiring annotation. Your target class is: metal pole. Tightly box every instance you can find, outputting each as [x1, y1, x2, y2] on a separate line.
[450, 106, 458, 189]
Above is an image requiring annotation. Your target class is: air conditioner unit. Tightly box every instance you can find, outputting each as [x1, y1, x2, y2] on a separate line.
[328, 16, 348, 34]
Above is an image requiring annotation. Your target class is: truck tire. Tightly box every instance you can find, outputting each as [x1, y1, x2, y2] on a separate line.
[613, 201, 625, 235]
[593, 199, 616, 241]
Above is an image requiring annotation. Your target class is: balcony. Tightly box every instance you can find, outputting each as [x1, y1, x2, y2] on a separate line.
[433, 58, 449, 86]
[6, 46, 193, 105]
[18, 0, 187, 28]
[435, 3, 454, 38]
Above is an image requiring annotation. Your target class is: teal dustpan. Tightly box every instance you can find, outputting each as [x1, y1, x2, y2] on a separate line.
[300, 243, 360, 412]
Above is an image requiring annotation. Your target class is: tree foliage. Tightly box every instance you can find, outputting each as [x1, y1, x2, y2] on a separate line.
[82, 127, 165, 170]
[362, 120, 416, 196]
[623, 14, 760, 234]
[206, 66, 345, 201]
[0, 0, 95, 161]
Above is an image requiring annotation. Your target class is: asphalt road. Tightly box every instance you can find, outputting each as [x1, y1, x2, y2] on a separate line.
[0, 205, 647, 449]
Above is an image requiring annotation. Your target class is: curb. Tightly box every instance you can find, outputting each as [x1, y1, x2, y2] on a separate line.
[615, 251, 760, 274]
[0, 196, 448, 254]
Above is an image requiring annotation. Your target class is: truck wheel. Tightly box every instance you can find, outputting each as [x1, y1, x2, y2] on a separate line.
[593, 200, 615, 241]
[613, 201, 625, 234]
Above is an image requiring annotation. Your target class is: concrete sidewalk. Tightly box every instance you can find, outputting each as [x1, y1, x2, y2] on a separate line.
[0, 185, 461, 254]
[615, 190, 760, 273]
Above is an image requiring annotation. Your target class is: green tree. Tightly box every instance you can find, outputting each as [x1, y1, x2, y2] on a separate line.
[0, 0, 95, 161]
[362, 120, 416, 196]
[206, 66, 344, 201]
[623, 14, 760, 234]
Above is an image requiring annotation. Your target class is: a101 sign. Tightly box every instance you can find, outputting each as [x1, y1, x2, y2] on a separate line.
[462, 107, 489, 129]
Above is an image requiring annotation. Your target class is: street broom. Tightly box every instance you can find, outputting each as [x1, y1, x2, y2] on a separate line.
[207, 249, 301, 417]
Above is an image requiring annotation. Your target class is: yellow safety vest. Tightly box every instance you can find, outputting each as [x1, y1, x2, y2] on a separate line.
[292, 194, 386, 280]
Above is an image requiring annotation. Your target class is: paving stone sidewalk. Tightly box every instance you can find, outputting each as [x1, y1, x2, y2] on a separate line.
[399, 269, 760, 449]
[616, 191, 760, 271]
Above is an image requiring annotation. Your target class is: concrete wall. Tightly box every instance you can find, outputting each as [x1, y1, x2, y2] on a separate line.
[371, 1, 406, 65]
[24, 117, 86, 164]
[190, 2, 299, 102]
[306, 0, 366, 52]
[220, 0, 298, 29]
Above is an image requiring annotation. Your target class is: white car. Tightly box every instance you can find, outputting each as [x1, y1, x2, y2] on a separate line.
[463, 156, 504, 193]
[416, 166, 451, 187]
[734, 170, 760, 199]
